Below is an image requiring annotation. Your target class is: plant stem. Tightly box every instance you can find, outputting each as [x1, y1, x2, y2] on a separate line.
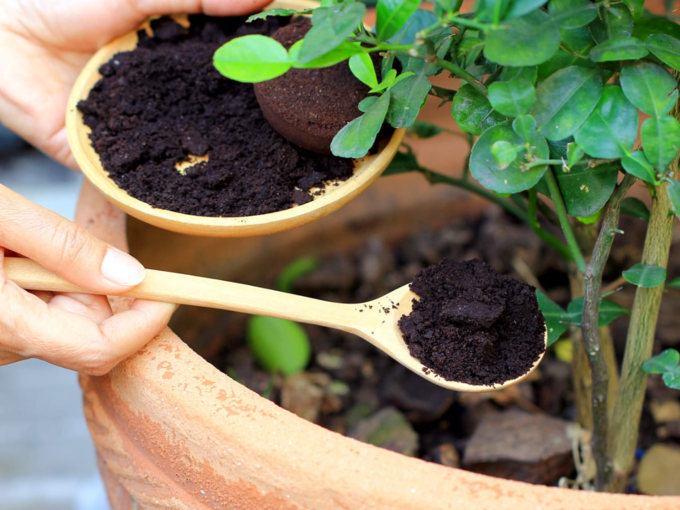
[580, 174, 636, 490]
[544, 168, 587, 273]
[523, 158, 618, 170]
[417, 167, 573, 259]
[608, 177, 677, 491]
[435, 58, 488, 95]
[390, 50, 488, 96]
[607, 73, 680, 492]
[446, 15, 503, 31]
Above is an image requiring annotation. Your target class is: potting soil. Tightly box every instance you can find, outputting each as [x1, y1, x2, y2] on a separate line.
[77, 16, 356, 217]
[398, 259, 546, 385]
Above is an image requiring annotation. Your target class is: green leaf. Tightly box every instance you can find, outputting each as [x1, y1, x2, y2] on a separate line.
[645, 34, 680, 72]
[667, 277, 680, 289]
[484, 10, 561, 66]
[666, 179, 680, 218]
[567, 142, 585, 167]
[247, 8, 313, 22]
[370, 69, 398, 93]
[622, 151, 658, 184]
[407, 121, 443, 138]
[386, 73, 431, 128]
[555, 162, 619, 217]
[620, 197, 650, 221]
[376, 0, 420, 41]
[590, 6, 633, 44]
[573, 85, 638, 159]
[358, 96, 378, 112]
[214, 35, 291, 83]
[530, 66, 603, 142]
[561, 25, 596, 55]
[576, 209, 603, 224]
[488, 78, 536, 117]
[662, 368, 680, 389]
[452, 83, 506, 136]
[500, 66, 538, 85]
[491, 141, 518, 170]
[633, 16, 680, 45]
[276, 257, 319, 293]
[457, 37, 485, 68]
[589, 37, 649, 62]
[382, 145, 420, 176]
[565, 297, 629, 327]
[470, 121, 549, 194]
[349, 53, 378, 88]
[505, 0, 548, 19]
[641, 116, 680, 171]
[512, 114, 537, 141]
[622, 0, 644, 20]
[536, 290, 568, 346]
[389, 9, 438, 44]
[536, 49, 596, 83]
[298, 3, 367, 64]
[620, 61, 679, 117]
[623, 263, 667, 288]
[247, 316, 311, 376]
[331, 92, 390, 158]
[289, 40, 363, 69]
[548, 0, 598, 29]
[642, 349, 680, 374]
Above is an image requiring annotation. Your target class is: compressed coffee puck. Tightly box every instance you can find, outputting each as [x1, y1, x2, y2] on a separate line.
[254, 18, 371, 155]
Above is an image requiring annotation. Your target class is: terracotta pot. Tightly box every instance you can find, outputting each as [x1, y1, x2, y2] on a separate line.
[75, 174, 679, 510]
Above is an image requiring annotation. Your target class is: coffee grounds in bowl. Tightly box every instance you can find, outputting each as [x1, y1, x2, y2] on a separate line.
[398, 259, 546, 386]
[77, 15, 356, 217]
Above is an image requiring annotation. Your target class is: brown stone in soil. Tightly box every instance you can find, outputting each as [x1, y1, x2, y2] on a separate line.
[254, 18, 371, 154]
[77, 16, 356, 217]
[462, 410, 574, 485]
[398, 258, 546, 386]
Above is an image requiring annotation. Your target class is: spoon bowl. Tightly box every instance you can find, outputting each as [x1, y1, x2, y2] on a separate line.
[5, 257, 547, 392]
[65, 6, 405, 238]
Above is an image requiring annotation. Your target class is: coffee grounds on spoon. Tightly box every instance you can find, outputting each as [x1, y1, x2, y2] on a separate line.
[398, 259, 546, 386]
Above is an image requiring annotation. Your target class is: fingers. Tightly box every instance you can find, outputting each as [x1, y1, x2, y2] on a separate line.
[0, 184, 147, 295]
[0, 274, 177, 375]
[133, 0, 274, 17]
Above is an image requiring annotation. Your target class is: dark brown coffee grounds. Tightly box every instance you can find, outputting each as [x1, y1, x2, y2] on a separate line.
[398, 259, 546, 386]
[77, 15, 356, 217]
[254, 18, 371, 154]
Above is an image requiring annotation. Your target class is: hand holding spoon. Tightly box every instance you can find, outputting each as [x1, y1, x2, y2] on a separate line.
[4, 258, 546, 392]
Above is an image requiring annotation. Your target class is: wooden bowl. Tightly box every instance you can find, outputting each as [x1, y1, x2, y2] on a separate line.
[65, 4, 405, 238]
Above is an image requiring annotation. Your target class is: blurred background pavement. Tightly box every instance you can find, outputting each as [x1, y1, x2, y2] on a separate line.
[0, 123, 109, 510]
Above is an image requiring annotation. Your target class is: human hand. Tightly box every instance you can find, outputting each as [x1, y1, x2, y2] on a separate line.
[0, 184, 179, 374]
[0, 0, 271, 169]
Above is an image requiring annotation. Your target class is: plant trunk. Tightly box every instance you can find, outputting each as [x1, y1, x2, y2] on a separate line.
[607, 180, 675, 491]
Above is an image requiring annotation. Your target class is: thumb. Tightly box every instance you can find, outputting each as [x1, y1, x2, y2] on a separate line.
[0, 184, 145, 294]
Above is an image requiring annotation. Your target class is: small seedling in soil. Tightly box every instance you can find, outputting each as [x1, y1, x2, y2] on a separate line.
[246, 257, 319, 376]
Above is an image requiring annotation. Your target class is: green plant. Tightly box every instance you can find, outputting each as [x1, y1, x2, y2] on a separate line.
[215, 0, 680, 493]
[246, 258, 318, 376]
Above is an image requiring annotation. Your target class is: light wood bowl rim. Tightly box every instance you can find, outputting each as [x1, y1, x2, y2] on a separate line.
[65, 3, 405, 237]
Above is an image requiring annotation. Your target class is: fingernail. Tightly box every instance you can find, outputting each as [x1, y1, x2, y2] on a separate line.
[100, 248, 146, 286]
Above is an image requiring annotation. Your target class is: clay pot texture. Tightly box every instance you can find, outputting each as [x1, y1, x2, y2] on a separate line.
[75, 174, 680, 509]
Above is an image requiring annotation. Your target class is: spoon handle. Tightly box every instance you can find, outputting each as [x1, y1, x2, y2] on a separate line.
[4, 257, 362, 334]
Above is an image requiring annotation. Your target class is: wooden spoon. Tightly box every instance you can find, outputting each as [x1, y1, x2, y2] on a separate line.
[65, 7, 405, 238]
[4, 258, 546, 392]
